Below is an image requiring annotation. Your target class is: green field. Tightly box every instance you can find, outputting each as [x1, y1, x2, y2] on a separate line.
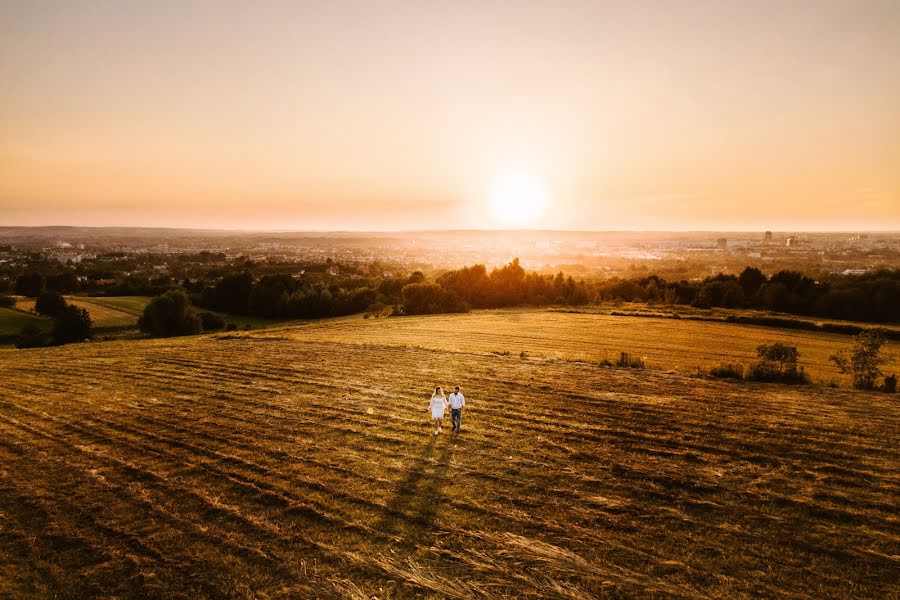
[0, 308, 49, 339]
[12, 296, 152, 331]
[75, 296, 153, 316]
[3, 295, 293, 341]
[1, 309, 896, 598]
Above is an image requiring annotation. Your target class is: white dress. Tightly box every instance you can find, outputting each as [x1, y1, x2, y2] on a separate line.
[430, 396, 446, 420]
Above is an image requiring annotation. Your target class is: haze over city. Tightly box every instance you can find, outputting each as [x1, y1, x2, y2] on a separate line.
[2, 0, 899, 231]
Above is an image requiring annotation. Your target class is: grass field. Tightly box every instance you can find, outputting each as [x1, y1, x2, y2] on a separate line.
[76, 296, 153, 316]
[270, 309, 900, 385]
[1, 295, 295, 344]
[11, 296, 152, 331]
[70, 296, 295, 331]
[1, 311, 897, 598]
[0, 307, 49, 340]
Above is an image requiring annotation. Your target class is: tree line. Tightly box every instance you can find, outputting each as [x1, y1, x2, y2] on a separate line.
[191, 258, 592, 319]
[7, 260, 899, 342]
[596, 267, 900, 324]
[121, 262, 900, 337]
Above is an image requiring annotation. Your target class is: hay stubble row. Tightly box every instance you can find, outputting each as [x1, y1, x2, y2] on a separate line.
[0, 311, 897, 598]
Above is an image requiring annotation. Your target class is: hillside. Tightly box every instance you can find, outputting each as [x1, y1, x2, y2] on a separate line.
[264, 309, 900, 384]
[1, 311, 898, 598]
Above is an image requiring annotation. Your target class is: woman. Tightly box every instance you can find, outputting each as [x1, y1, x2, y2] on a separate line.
[430, 386, 448, 435]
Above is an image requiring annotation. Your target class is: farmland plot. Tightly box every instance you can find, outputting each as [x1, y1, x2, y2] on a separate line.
[13, 296, 150, 331]
[0, 314, 897, 598]
[269, 309, 900, 384]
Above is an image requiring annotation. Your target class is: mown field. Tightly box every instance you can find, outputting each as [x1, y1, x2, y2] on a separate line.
[271, 309, 900, 385]
[0, 310, 897, 599]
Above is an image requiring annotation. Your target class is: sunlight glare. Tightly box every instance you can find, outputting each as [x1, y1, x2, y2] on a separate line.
[488, 171, 549, 227]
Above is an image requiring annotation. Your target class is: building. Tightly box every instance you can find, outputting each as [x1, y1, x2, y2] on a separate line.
[53, 253, 82, 265]
[716, 238, 728, 250]
[764, 231, 773, 243]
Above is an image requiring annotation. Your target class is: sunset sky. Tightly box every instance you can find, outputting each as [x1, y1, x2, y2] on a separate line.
[1, 0, 898, 231]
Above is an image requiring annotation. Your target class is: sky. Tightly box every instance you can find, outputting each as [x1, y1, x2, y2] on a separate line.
[1, 0, 899, 231]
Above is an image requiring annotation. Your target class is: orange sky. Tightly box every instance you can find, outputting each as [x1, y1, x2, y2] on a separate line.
[1, 1, 899, 231]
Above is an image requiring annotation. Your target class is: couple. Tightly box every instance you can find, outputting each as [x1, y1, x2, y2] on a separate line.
[429, 385, 465, 435]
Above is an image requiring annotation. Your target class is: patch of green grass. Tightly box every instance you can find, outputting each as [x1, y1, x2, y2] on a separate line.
[77, 296, 152, 316]
[0, 307, 50, 339]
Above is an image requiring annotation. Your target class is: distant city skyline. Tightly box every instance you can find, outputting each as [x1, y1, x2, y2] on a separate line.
[2, 1, 899, 231]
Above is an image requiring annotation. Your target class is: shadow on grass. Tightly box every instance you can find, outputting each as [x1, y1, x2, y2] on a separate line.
[375, 435, 452, 547]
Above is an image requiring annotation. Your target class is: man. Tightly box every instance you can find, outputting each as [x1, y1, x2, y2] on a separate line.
[448, 385, 465, 432]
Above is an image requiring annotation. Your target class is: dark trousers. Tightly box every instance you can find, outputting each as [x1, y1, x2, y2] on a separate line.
[451, 408, 462, 431]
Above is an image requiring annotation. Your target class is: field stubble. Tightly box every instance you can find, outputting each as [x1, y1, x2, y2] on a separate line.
[0, 310, 898, 598]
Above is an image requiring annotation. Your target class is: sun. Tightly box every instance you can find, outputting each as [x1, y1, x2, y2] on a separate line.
[488, 171, 549, 227]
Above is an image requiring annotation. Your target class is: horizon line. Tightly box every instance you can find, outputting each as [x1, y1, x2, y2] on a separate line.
[2, 225, 900, 235]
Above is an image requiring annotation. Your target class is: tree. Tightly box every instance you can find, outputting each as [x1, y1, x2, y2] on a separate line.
[830, 330, 888, 390]
[747, 342, 806, 383]
[759, 282, 794, 313]
[437, 264, 490, 307]
[35, 291, 68, 317]
[738, 267, 766, 297]
[248, 274, 294, 317]
[46, 272, 78, 293]
[285, 285, 334, 318]
[401, 282, 467, 315]
[203, 272, 253, 315]
[695, 280, 745, 308]
[52, 305, 93, 344]
[139, 289, 201, 337]
[14, 272, 45, 297]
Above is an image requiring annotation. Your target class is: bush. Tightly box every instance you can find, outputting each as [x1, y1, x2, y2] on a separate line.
[198, 311, 226, 331]
[820, 323, 864, 336]
[52, 305, 93, 344]
[35, 291, 68, 317]
[138, 289, 202, 337]
[616, 352, 645, 369]
[15, 324, 48, 348]
[725, 315, 817, 331]
[830, 330, 888, 390]
[883, 375, 897, 394]
[746, 342, 808, 384]
[709, 363, 745, 379]
[0, 294, 15, 308]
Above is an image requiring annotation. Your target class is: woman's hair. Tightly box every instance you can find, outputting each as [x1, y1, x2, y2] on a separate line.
[433, 386, 444, 397]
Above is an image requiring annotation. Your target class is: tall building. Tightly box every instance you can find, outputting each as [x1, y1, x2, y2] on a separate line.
[764, 231, 773, 243]
[716, 238, 728, 250]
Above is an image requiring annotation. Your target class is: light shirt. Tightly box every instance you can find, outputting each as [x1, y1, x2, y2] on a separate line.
[448, 392, 465, 409]
[430, 396, 446, 412]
